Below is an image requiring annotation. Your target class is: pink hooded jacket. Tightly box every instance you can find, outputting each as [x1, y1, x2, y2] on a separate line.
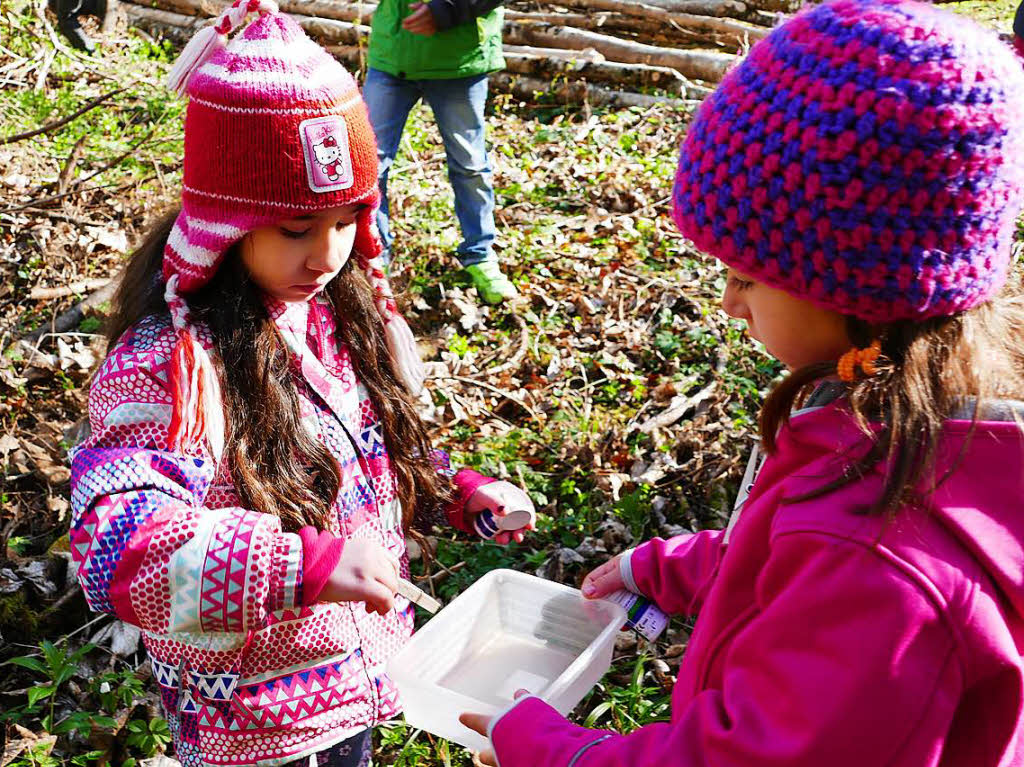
[489, 397, 1024, 767]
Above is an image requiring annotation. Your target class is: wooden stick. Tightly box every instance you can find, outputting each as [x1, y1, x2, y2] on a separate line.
[503, 22, 735, 83]
[554, 0, 771, 45]
[30, 278, 112, 301]
[24, 277, 119, 344]
[439, 373, 543, 422]
[490, 71, 701, 111]
[120, 2, 209, 41]
[397, 578, 442, 614]
[503, 50, 691, 96]
[0, 88, 125, 146]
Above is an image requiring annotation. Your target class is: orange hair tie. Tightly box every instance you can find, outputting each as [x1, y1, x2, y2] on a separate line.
[837, 339, 882, 382]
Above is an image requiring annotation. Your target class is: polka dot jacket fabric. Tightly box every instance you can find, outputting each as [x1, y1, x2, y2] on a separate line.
[68, 299, 459, 767]
[672, 0, 1024, 322]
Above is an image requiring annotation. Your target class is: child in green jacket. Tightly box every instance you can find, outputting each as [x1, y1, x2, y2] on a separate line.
[364, 0, 516, 304]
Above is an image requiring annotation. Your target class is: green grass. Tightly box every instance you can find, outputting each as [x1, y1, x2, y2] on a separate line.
[945, 0, 1018, 31]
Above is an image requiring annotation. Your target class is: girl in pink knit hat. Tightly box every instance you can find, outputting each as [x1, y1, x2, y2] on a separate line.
[68, 2, 533, 765]
[463, 1, 1024, 766]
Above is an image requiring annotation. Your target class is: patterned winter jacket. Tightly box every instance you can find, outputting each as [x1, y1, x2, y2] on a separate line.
[70, 297, 474, 767]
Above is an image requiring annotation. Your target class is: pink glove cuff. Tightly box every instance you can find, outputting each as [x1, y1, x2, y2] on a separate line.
[445, 468, 498, 533]
[297, 527, 346, 606]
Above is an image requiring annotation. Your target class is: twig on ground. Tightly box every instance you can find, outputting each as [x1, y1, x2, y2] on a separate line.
[440, 374, 541, 421]
[636, 380, 717, 433]
[0, 88, 126, 145]
[484, 311, 530, 376]
[29, 278, 111, 301]
[57, 134, 88, 195]
[23, 277, 119, 343]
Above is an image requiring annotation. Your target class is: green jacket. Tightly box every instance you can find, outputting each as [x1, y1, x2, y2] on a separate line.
[368, 0, 505, 80]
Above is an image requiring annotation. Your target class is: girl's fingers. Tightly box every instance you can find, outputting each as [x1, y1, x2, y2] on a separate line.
[377, 560, 399, 594]
[494, 531, 511, 545]
[581, 559, 620, 597]
[512, 530, 525, 543]
[364, 579, 395, 615]
[459, 711, 491, 736]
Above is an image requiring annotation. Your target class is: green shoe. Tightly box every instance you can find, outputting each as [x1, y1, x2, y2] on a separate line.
[465, 261, 518, 304]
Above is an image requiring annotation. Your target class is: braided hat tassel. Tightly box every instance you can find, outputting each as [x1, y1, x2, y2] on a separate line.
[165, 0, 279, 96]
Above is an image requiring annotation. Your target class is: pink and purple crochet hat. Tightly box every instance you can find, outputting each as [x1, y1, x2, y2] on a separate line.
[673, 0, 1024, 323]
[161, 0, 424, 458]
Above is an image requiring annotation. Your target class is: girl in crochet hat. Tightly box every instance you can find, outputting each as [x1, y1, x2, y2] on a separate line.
[462, 1, 1024, 765]
[68, 3, 534, 765]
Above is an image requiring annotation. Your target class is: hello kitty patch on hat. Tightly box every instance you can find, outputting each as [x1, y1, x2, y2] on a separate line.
[299, 116, 354, 193]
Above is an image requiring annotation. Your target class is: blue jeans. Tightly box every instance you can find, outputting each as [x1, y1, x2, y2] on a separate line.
[363, 68, 496, 267]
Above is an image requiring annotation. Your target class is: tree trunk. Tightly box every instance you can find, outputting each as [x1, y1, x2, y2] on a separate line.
[504, 22, 735, 82]
[507, 10, 765, 51]
[504, 48, 712, 97]
[290, 15, 370, 45]
[278, 0, 376, 23]
[132, 0, 378, 22]
[490, 71, 700, 110]
[121, 2, 206, 42]
[130, 0, 227, 17]
[567, 0, 750, 20]
[552, 0, 770, 45]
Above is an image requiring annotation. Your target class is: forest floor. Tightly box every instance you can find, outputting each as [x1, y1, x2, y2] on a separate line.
[0, 1, 1019, 764]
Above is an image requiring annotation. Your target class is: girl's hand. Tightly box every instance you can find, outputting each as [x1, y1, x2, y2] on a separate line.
[466, 480, 536, 545]
[581, 554, 625, 599]
[459, 689, 531, 766]
[320, 538, 399, 615]
[459, 711, 496, 766]
[401, 3, 437, 35]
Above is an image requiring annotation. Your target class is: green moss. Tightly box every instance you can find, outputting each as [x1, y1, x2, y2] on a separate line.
[0, 591, 40, 644]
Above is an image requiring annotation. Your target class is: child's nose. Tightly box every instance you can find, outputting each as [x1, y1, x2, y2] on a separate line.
[307, 229, 349, 274]
[721, 285, 750, 321]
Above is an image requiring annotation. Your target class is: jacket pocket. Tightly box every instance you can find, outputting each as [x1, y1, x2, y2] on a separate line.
[231, 654, 371, 729]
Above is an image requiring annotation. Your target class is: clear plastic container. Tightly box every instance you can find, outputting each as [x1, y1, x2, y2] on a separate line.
[387, 569, 627, 752]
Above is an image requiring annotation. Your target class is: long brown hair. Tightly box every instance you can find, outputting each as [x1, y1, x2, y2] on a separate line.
[759, 288, 1024, 515]
[106, 207, 451, 532]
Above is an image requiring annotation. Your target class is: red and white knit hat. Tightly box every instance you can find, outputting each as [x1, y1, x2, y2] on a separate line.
[162, 0, 425, 459]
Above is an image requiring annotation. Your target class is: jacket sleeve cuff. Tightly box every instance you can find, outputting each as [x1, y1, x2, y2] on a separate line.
[619, 548, 640, 594]
[267, 532, 305, 612]
[296, 527, 346, 606]
[490, 696, 614, 767]
[427, 0, 456, 30]
[445, 468, 497, 533]
[625, 539, 658, 598]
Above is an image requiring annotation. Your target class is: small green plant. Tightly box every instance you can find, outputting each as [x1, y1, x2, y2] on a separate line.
[653, 330, 684, 358]
[78, 317, 103, 334]
[1, 641, 117, 736]
[124, 718, 172, 757]
[582, 655, 672, 732]
[92, 669, 146, 715]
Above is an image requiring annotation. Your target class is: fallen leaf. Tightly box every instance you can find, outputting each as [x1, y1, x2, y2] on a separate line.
[46, 495, 70, 522]
[0, 433, 19, 463]
[56, 338, 97, 372]
[22, 440, 71, 485]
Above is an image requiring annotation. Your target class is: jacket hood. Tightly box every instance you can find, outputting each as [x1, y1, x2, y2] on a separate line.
[929, 400, 1024, 618]
[781, 397, 1024, 618]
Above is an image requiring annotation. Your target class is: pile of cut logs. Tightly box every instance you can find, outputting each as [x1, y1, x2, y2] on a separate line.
[121, 0, 795, 108]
